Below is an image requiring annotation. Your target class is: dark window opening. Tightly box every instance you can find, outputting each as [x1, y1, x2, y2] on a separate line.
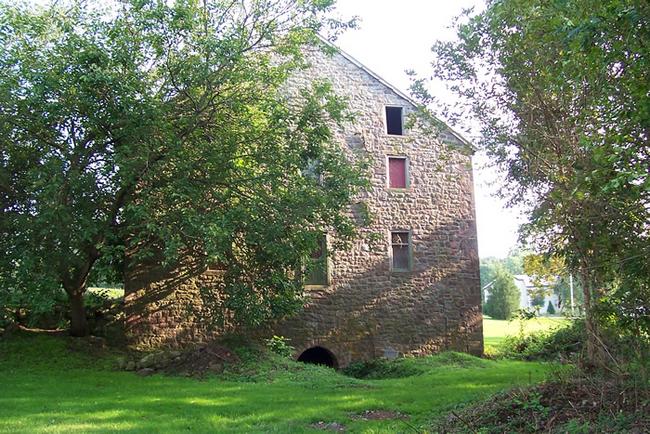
[388, 157, 408, 188]
[305, 236, 327, 285]
[391, 231, 411, 271]
[297, 346, 338, 368]
[385, 106, 404, 135]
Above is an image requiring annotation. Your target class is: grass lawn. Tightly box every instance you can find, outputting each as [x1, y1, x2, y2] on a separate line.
[483, 316, 570, 354]
[0, 331, 558, 433]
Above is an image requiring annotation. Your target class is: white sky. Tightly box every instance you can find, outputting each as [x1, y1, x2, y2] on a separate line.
[334, 0, 525, 258]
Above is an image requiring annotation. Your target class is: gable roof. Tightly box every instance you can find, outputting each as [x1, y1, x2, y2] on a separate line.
[319, 37, 476, 151]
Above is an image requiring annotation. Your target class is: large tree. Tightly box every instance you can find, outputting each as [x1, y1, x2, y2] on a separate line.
[427, 0, 649, 366]
[0, 0, 366, 336]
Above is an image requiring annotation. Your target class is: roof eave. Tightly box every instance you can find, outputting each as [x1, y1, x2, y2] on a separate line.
[315, 35, 477, 152]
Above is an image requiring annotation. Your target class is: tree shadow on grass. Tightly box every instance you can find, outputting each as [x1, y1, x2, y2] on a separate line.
[0, 347, 553, 433]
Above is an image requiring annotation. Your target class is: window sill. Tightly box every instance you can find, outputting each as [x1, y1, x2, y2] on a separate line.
[304, 284, 329, 290]
[387, 187, 411, 192]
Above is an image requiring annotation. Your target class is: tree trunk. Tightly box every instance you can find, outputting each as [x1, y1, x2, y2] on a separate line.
[61, 250, 98, 338]
[68, 291, 89, 337]
[581, 270, 608, 369]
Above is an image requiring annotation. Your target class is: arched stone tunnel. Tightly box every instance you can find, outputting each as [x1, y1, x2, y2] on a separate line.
[297, 346, 338, 368]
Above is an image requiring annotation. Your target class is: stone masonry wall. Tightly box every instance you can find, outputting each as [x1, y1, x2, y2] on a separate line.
[124, 47, 483, 366]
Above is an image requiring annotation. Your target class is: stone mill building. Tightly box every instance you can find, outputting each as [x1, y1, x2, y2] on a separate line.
[124, 44, 483, 368]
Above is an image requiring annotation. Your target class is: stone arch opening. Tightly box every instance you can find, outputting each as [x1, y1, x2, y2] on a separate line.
[297, 346, 338, 368]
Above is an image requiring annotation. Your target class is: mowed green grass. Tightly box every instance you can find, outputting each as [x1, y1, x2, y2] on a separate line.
[483, 316, 570, 353]
[0, 332, 557, 433]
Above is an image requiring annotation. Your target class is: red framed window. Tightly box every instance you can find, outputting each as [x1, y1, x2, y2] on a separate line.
[388, 157, 408, 189]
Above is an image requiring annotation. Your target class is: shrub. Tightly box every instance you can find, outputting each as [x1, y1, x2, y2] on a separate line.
[499, 319, 585, 360]
[531, 294, 545, 308]
[0, 284, 67, 329]
[1, 287, 123, 332]
[343, 358, 422, 379]
[546, 300, 556, 315]
[264, 335, 295, 358]
[432, 371, 649, 434]
[343, 352, 488, 379]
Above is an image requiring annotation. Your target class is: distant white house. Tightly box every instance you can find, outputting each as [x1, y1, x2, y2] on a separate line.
[484, 274, 560, 315]
[513, 275, 560, 315]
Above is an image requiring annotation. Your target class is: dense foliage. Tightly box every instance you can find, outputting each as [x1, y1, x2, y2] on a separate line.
[523, 254, 584, 315]
[0, 0, 366, 335]
[428, 0, 649, 365]
[434, 371, 649, 433]
[499, 319, 585, 361]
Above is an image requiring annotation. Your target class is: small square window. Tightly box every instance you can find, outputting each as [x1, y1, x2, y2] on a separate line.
[385, 106, 404, 135]
[391, 231, 411, 271]
[388, 156, 408, 189]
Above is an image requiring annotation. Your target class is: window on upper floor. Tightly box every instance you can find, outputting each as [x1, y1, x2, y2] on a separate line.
[385, 106, 404, 135]
[391, 231, 411, 272]
[387, 156, 408, 189]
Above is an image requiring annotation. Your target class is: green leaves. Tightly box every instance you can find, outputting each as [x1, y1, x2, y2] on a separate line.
[430, 0, 649, 343]
[1, 0, 364, 331]
[484, 266, 521, 320]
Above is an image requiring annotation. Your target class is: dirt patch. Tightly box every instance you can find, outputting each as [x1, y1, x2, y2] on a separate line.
[350, 410, 408, 421]
[115, 341, 241, 378]
[161, 343, 240, 377]
[309, 421, 346, 432]
[66, 335, 109, 356]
